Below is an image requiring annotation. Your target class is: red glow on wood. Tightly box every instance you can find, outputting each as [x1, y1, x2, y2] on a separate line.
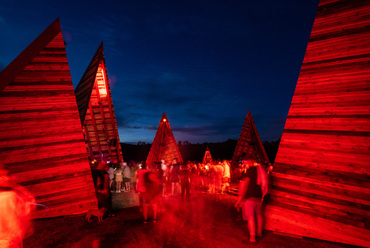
[146, 113, 183, 167]
[96, 67, 107, 98]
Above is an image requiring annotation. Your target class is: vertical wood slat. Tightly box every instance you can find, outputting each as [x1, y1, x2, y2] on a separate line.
[0, 19, 98, 219]
[265, 1, 370, 247]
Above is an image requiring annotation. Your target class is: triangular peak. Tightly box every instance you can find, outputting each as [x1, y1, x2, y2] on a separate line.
[0, 18, 62, 92]
[75, 42, 104, 124]
[231, 110, 270, 167]
[75, 43, 124, 164]
[161, 112, 168, 122]
[146, 113, 183, 168]
[0, 19, 97, 218]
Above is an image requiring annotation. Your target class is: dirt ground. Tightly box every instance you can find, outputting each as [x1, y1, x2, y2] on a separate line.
[23, 191, 358, 248]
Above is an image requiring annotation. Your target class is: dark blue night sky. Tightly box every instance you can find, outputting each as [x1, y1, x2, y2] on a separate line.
[0, 0, 319, 144]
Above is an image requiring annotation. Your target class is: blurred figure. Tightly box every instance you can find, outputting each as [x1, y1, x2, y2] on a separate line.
[180, 164, 191, 201]
[169, 159, 180, 196]
[114, 163, 123, 193]
[235, 160, 266, 243]
[136, 163, 149, 213]
[122, 162, 131, 192]
[214, 162, 224, 195]
[130, 161, 139, 192]
[221, 160, 231, 194]
[161, 160, 168, 196]
[107, 164, 115, 193]
[141, 171, 161, 223]
[0, 163, 34, 247]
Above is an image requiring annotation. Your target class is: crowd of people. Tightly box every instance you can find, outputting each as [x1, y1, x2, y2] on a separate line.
[96, 158, 234, 198]
[37, 156, 269, 244]
[0, 157, 269, 246]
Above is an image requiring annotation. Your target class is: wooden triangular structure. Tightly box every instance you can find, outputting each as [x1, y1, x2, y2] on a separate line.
[202, 147, 213, 165]
[75, 43, 123, 164]
[231, 110, 270, 167]
[264, 1, 370, 247]
[0, 19, 97, 218]
[145, 113, 183, 168]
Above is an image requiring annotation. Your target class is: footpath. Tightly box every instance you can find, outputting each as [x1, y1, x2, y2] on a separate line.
[23, 189, 357, 248]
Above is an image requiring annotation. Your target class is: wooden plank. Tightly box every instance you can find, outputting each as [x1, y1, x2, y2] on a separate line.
[283, 117, 370, 132]
[272, 176, 370, 205]
[273, 162, 370, 188]
[271, 171, 370, 195]
[265, 205, 370, 247]
[2, 141, 87, 164]
[270, 188, 369, 219]
[0, 131, 84, 148]
[32, 198, 97, 219]
[26, 174, 94, 197]
[9, 154, 88, 174]
[13, 162, 92, 184]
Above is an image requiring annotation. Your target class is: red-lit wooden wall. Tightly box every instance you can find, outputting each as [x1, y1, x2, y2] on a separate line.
[75, 43, 123, 165]
[265, 1, 370, 246]
[231, 111, 270, 167]
[146, 113, 183, 167]
[202, 147, 213, 164]
[0, 19, 97, 219]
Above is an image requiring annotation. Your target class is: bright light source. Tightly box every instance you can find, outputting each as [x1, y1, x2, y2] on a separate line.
[96, 67, 107, 97]
[163, 119, 167, 122]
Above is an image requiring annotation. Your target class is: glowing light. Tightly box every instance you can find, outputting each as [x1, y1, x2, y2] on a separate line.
[163, 119, 167, 122]
[96, 67, 107, 97]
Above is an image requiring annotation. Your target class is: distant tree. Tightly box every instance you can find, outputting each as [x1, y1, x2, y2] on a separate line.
[122, 139, 280, 164]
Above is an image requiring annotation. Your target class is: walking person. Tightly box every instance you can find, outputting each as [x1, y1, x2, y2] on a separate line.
[114, 163, 123, 193]
[108, 164, 115, 193]
[221, 160, 231, 194]
[141, 170, 161, 223]
[161, 160, 168, 196]
[180, 164, 191, 200]
[235, 160, 268, 243]
[169, 159, 180, 196]
[122, 162, 131, 192]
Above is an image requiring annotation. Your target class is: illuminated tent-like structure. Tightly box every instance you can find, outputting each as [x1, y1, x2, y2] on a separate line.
[231, 110, 270, 167]
[0, 19, 97, 218]
[145, 113, 183, 168]
[265, 1, 370, 247]
[75, 43, 123, 165]
[202, 147, 213, 165]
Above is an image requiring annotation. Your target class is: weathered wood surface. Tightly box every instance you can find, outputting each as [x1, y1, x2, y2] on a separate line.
[0, 19, 97, 219]
[231, 110, 270, 167]
[145, 113, 183, 167]
[265, 1, 370, 247]
[75, 43, 123, 164]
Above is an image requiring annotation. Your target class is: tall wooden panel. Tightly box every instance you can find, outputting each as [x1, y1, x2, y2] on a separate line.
[0, 19, 97, 218]
[145, 113, 183, 168]
[231, 111, 270, 167]
[265, 1, 370, 246]
[202, 147, 213, 164]
[75, 43, 123, 164]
